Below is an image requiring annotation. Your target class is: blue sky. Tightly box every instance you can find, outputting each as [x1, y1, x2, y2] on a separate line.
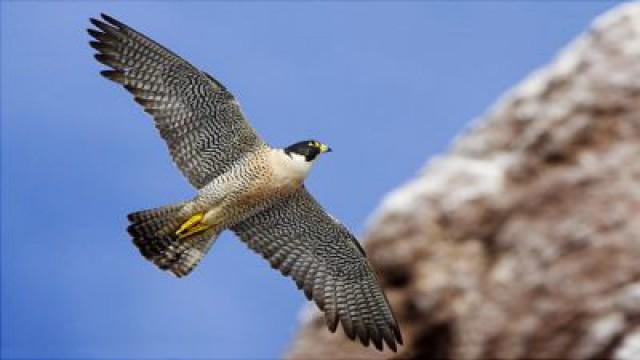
[1, 2, 619, 359]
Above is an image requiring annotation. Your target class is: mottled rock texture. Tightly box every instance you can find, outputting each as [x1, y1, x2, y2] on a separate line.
[286, 4, 640, 360]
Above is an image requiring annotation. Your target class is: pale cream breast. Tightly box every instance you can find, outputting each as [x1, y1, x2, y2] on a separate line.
[195, 148, 313, 228]
[267, 149, 312, 189]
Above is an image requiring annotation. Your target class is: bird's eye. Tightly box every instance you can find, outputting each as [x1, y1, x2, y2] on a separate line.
[308, 142, 314, 147]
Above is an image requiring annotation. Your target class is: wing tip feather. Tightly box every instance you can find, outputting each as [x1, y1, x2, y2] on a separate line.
[94, 53, 124, 69]
[326, 310, 339, 333]
[371, 333, 384, 351]
[87, 28, 104, 41]
[394, 322, 404, 345]
[100, 13, 125, 28]
[89, 17, 102, 28]
[340, 316, 356, 341]
[102, 71, 125, 84]
[90, 17, 117, 35]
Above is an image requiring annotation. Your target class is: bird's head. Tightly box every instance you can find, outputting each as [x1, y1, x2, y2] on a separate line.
[284, 140, 332, 162]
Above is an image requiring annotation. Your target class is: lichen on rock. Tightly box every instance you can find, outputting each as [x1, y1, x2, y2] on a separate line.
[286, 4, 640, 359]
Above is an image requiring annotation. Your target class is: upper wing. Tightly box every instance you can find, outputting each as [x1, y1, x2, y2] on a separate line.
[88, 14, 264, 189]
[231, 187, 403, 352]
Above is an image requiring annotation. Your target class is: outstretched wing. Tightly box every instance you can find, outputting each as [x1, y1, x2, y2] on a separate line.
[88, 14, 264, 189]
[231, 187, 403, 352]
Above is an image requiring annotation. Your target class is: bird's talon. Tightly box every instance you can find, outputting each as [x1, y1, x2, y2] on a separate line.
[176, 212, 208, 239]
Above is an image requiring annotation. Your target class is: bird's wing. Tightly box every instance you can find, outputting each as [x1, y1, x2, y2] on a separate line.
[88, 14, 264, 189]
[231, 187, 403, 352]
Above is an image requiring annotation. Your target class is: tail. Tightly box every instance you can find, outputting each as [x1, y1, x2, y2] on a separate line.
[127, 203, 218, 277]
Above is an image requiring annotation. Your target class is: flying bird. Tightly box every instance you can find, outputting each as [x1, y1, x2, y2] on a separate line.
[88, 13, 402, 352]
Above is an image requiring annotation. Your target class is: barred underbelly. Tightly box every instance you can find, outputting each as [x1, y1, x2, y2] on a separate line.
[196, 147, 307, 230]
[223, 182, 300, 227]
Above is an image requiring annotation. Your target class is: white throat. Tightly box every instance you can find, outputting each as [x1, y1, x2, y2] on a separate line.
[270, 149, 313, 187]
[284, 151, 313, 178]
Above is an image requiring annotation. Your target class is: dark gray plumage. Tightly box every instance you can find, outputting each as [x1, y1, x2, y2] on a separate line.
[232, 187, 402, 351]
[89, 13, 402, 352]
[89, 14, 263, 189]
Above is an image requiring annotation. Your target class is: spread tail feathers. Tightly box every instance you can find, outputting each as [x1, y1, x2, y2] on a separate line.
[127, 203, 218, 277]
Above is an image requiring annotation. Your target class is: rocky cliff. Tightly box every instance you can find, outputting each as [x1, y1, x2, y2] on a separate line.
[286, 4, 640, 359]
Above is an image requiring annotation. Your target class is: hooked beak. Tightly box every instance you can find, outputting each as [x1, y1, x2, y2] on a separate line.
[319, 143, 332, 153]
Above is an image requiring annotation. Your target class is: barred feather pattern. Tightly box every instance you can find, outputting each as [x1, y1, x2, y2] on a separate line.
[88, 13, 264, 189]
[127, 204, 218, 277]
[231, 187, 403, 352]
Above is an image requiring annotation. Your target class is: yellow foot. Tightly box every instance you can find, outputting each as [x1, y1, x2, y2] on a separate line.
[176, 212, 210, 239]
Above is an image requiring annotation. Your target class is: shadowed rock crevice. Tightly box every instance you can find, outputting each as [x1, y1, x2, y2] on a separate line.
[286, 4, 640, 360]
[404, 323, 452, 360]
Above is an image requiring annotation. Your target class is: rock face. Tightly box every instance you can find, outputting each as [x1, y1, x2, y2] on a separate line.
[286, 4, 640, 360]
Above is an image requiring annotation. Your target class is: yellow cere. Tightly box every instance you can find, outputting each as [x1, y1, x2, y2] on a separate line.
[308, 141, 330, 153]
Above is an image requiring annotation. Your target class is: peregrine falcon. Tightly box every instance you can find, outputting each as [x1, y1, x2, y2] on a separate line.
[88, 13, 402, 352]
